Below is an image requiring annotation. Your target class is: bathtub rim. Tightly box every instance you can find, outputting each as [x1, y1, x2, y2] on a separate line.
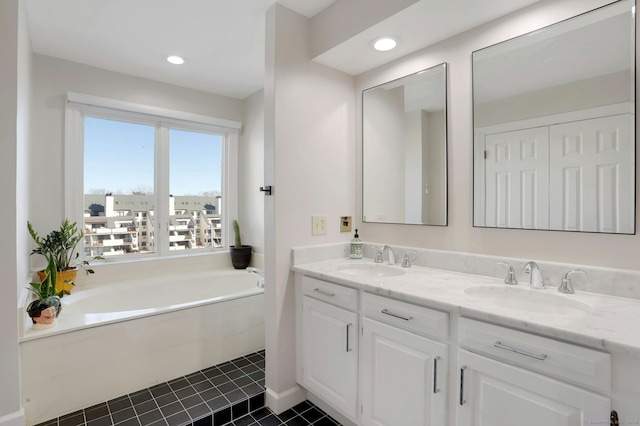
[19, 268, 264, 343]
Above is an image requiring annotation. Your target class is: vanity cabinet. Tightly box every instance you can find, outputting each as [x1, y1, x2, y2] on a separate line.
[457, 318, 611, 426]
[297, 275, 449, 426]
[457, 350, 610, 425]
[360, 292, 449, 426]
[300, 277, 359, 420]
[295, 273, 621, 426]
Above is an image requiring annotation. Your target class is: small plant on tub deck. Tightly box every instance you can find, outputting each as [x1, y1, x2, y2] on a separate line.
[230, 220, 252, 269]
[28, 219, 103, 294]
[233, 219, 242, 247]
[26, 254, 63, 328]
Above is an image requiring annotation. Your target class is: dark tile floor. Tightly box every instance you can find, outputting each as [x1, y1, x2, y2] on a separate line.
[35, 350, 341, 426]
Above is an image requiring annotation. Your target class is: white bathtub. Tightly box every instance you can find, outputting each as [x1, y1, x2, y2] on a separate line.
[19, 269, 265, 425]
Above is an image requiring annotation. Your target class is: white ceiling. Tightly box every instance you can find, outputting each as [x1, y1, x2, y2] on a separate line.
[313, 0, 541, 75]
[24, 0, 540, 100]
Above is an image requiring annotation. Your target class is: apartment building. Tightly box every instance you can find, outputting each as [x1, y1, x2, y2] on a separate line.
[83, 194, 222, 256]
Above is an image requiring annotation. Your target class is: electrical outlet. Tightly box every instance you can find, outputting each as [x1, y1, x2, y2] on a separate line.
[340, 216, 352, 232]
[312, 215, 327, 236]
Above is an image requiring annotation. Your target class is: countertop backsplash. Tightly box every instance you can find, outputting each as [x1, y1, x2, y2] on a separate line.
[291, 242, 640, 301]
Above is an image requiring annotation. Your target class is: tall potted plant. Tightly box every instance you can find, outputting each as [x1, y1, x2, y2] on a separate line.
[28, 219, 101, 294]
[26, 254, 63, 329]
[230, 219, 252, 269]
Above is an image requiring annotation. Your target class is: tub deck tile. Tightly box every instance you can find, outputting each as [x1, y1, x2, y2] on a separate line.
[35, 350, 342, 426]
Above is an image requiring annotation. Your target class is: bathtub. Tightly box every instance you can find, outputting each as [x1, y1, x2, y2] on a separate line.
[19, 269, 265, 425]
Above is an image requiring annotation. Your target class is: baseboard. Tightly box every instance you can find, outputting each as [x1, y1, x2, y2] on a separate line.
[264, 385, 306, 415]
[0, 408, 25, 426]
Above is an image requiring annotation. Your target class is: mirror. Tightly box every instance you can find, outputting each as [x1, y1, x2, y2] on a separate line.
[363, 63, 448, 226]
[473, 0, 635, 234]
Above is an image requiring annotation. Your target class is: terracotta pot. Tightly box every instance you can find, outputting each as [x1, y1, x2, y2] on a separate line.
[230, 245, 252, 269]
[37, 268, 78, 294]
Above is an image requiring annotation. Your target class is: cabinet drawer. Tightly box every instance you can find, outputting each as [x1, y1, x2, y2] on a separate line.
[302, 276, 358, 311]
[362, 292, 449, 340]
[458, 317, 610, 392]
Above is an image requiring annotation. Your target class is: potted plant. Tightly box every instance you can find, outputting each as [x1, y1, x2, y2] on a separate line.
[27, 219, 102, 295]
[230, 219, 252, 269]
[26, 254, 63, 329]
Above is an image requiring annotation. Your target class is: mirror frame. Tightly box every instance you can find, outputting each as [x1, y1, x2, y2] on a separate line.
[362, 62, 449, 226]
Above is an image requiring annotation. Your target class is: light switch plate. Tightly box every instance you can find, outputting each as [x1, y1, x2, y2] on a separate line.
[340, 216, 352, 232]
[312, 215, 327, 236]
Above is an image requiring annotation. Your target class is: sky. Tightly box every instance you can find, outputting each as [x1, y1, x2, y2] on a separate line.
[84, 116, 222, 196]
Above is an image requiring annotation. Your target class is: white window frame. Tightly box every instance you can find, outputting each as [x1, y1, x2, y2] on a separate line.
[65, 91, 241, 260]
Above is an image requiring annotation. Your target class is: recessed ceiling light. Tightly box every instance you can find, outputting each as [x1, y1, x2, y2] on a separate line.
[166, 55, 185, 65]
[371, 37, 398, 52]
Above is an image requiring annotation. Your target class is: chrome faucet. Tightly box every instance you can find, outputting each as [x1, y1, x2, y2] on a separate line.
[375, 245, 397, 265]
[558, 270, 586, 294]
[401, 251, 417, 268]
[246, 267, 265, 288]
[497, 261, 518, 285]
[523, 261, 544, 289]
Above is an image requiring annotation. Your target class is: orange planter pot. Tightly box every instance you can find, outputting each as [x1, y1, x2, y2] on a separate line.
[37, 268, 78, 294]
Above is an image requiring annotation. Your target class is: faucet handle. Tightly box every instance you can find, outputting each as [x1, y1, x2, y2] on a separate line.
[372, 246, 383, 263]
[401, 251, 417, 268]
[496, 261, 518, 285]
[558, 269, 586, 294]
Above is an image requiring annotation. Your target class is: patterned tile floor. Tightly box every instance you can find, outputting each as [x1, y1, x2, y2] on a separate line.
[35, 351, 341, 426]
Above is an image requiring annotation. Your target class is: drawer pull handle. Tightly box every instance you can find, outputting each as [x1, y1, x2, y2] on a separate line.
[313, 288, 335, 297]
[459, 366, 467, 405]
[346, 323, 353, 352]
[494, 341, 548, 361]
[381, 309, 413, 321]
[433, 356, 440, 394]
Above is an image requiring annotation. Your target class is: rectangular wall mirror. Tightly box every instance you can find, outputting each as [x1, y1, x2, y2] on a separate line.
[363, 63, 448, 226]
[473, 0, 635, 234]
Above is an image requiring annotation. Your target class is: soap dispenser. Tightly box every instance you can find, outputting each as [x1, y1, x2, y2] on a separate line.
[350, 229, 363, 259]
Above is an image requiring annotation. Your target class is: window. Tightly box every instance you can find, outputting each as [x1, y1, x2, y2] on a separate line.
[65, 92, 240, 261]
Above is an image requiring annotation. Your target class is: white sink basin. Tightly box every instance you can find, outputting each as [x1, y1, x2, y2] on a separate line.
[464, 285, 590, 315]
[334, 263, 406, 278]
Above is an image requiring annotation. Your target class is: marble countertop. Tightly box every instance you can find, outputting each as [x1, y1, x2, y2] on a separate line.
[292, 257, 640, 358]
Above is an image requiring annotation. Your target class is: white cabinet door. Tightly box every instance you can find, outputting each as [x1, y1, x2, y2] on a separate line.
[361, 318, 448, 426]
[457, 350, 610, 426]
[549, 114, 634, 233]
[302, 296, 358, 419]
[484, 127, 550, 229]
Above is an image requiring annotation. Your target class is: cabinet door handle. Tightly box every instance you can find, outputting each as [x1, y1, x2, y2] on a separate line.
[459, 366, 467, 406]
[313, 288, 335, 297]
[381, 309, 413, 321]
[346, 323, 353, 352]
[433, 356, 441, 394]
[494, 341, 548, 361]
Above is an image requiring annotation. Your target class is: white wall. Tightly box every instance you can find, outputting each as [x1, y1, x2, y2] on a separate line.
[29, 54, 244, 236]
[475, 71, 632, 127]
[355, 0, 640, 271]
[426, 110, 446, 224]
[404, 110, 422, 223]
[363, 86, 405, 222]
[0, 0, 29, 425]
[241, 90, 265, 255]
[264, 4, 355, 413]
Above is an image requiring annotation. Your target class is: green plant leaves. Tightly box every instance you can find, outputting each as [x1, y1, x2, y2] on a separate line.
[27, 254, 60, 300]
